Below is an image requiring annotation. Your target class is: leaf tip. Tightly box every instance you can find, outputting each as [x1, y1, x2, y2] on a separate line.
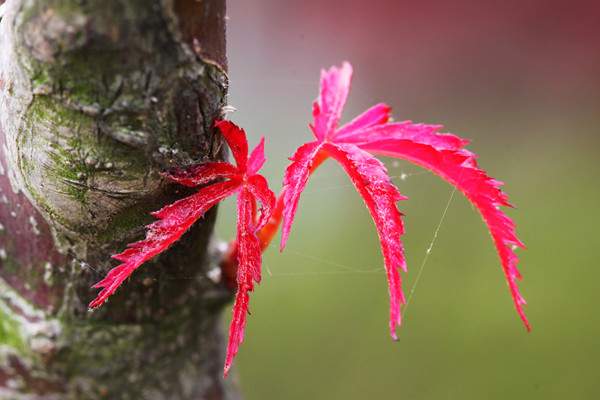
[279, 232, 288, 253]
[517, 306, 531, 332]
[87, 297, 104, 310]
[223, 363, 232, 378]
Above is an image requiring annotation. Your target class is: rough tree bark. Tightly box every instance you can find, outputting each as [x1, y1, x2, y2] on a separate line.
[0, 0, 240, 399]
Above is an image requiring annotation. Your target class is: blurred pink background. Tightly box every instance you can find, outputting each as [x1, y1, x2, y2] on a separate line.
[223, 2, 600, 400]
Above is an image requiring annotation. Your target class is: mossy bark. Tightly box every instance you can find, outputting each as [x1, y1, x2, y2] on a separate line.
[0, 1, 240, 398]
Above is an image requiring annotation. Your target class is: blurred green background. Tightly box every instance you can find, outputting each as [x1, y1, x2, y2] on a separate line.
[217, 1, 600, 398]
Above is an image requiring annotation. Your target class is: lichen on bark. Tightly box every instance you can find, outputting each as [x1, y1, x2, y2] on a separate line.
[0, 0, 240, 398]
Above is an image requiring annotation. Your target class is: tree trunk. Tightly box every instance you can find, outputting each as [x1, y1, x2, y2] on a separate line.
[0, 1, 239, 398]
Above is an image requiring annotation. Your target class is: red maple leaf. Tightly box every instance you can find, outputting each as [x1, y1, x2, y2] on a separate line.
[89, 120, 275, 376]
[276, 62, 529, 338]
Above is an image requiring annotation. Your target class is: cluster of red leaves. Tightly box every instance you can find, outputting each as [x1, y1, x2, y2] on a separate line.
[90, 62, 527, 377]
[88, 121, 275, 376]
